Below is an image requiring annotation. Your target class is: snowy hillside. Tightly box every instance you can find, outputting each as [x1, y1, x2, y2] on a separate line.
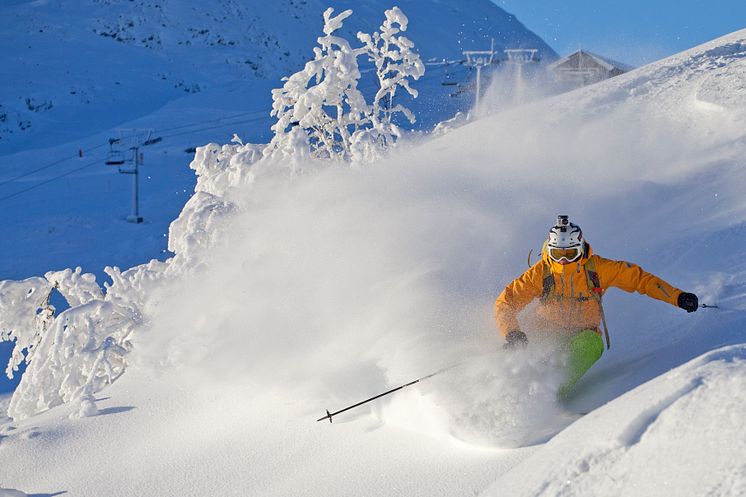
[0, 0, 554, 153]
[0, 0, 554, 287]
[0, 17, 745, 497]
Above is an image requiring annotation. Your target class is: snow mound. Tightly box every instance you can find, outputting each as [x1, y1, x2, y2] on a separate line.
[482, 345, 746, 496]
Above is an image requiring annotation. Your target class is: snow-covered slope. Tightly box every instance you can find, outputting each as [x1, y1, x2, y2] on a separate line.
[0, 25, 745, 497]
[484, 345, 746, 496]
[0, 0, 554, 153]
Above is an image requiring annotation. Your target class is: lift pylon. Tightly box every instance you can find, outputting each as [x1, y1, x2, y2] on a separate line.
[105, 129, 155, 223]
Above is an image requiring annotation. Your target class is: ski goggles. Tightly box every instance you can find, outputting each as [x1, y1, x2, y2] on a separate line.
[548, 246, 582, 263]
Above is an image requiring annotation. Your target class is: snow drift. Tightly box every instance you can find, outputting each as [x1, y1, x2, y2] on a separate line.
[484, 345, 746, 496]
[0, 28, 745, 497]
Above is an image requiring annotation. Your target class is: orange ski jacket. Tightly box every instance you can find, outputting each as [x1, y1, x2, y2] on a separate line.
[494, 243, 684, 337]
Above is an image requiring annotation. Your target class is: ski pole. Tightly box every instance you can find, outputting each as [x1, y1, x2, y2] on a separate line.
[317, 366, 453, 423]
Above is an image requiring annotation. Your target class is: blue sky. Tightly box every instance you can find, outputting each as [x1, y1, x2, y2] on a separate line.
[495, 0, 746, 66]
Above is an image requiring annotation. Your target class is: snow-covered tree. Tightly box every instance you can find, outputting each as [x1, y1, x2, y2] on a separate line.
[267, 7, 425, 163]
[357, 7, 425, 148]
[267, 8, 369, 161]
[0, 267, 149, 420]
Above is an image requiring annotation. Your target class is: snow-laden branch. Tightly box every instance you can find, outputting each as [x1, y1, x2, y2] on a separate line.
[266, 7, 368, 161]
[266, 6, 424, 163]
[0, 277, 55, 381]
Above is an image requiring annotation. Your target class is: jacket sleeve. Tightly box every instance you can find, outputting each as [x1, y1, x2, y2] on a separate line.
[494, 263, 544, 337]
[595, 256, 683, 307]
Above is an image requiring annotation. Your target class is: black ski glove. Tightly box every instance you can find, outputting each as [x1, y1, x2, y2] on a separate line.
[504, 330, 528, 350]
[678, 292, 699, 313]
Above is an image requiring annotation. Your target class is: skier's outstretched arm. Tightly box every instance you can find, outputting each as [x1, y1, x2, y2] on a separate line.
[595, 257, 698, 311]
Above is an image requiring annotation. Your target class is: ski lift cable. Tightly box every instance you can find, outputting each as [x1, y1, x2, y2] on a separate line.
[154, 65, 467, 141]
[153, 108, 270, 135]
[152, 64, 465, 137]
[3, 62, 461, 171]
[0, 109, 266, 174]
[0, 117, 267, 202]
[0, 112, 265, 188]
[0, 154, 78, 187]
[0, 61, 467, 200]
[0, 112, 280, 204]
[158, 115, 275, 140]
[355, 61, 467, 91]
[0, 143, 109, 187]
[0, 155, 106, 204]
[0, 109, 302, 196]
[421, 65, 470, 84]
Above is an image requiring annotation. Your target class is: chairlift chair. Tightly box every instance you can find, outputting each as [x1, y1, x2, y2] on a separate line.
[441, 71, 459, 86]
[105, 150, 126, 166]
[106, 137, 126, 166]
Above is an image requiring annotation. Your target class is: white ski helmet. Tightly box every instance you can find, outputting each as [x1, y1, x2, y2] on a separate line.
[547, 215, 584, 263]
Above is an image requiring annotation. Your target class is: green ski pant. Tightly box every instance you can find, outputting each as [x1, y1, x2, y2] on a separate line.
[558, 329, 605, 401]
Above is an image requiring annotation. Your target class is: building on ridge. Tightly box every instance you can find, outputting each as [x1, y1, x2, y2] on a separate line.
[549, 49, 633, 88]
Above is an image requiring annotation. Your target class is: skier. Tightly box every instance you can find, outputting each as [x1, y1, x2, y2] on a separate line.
[494, 215, 699, 399]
